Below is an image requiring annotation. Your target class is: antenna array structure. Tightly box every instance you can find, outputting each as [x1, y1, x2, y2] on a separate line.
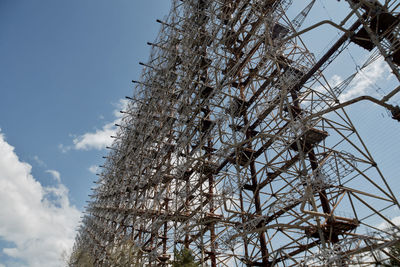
[72, 0, 400, 266]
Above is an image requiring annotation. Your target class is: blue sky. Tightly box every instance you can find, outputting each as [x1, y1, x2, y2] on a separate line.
[0, 0, 170, 208]
[0, 1, 170, 266]
[0, 1, 399, 266]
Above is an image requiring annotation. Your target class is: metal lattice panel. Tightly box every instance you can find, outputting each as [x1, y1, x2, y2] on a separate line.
[70, 1, 400, 266]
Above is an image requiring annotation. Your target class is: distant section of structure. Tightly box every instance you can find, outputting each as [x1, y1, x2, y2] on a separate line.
[71, 0, 400, 266]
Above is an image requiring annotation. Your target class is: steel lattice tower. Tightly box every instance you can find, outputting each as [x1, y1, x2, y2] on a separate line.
[71, 0, 400, 266]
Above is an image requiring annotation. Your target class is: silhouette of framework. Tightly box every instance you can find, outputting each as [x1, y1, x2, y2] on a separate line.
[71, 0, 400, 266]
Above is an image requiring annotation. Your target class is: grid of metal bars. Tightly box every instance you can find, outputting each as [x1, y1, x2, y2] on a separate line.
[71, 1, 400, 266]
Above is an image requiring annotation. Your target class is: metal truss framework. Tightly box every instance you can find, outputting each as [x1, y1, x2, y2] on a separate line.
[72, 0, 400, 266]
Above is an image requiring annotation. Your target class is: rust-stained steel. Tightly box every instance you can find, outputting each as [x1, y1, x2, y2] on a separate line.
[71, 0, 400, 266]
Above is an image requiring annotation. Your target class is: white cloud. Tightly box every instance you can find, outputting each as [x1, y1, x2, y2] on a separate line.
[112, 99, 129, 119]
[88, 165, 100, 174]
[339, 58, 391, 102]
[72, 122, 116, 150]
[0, 131, 81, 267]
[70, 99, 129, 151]
[46, 169, 61, 183]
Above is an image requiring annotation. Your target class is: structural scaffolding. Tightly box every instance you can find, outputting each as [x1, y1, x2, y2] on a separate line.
[72, 0, 400, 266]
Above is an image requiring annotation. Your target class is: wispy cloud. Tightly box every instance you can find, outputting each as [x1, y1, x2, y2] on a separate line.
[377, 215, 400, 230]
[60, 99, 128, 152]
[33, 155, 46, 167]
[46, 169, 61, 183]
[0, 131, 81, 267]
[58, 144, 71, 154]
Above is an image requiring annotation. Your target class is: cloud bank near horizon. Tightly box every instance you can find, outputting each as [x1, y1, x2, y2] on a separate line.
[0, 131, 81, 267]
